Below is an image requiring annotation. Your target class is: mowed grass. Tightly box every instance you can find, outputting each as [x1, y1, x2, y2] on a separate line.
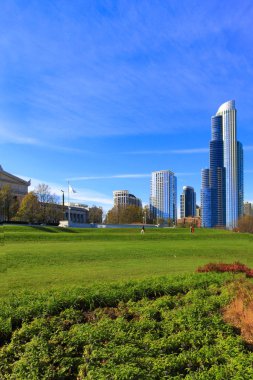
[1, 225, 253, 298]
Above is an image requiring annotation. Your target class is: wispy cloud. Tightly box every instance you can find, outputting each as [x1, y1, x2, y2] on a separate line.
[0, 125, 38, 145]
[68, 174, 151, 181]
[244, 146, 253, 151]
[1, 1, 253, 142]
[68, 171, 198, 181]
[124, 148, 209, 155]
[0, 124, 91, 154]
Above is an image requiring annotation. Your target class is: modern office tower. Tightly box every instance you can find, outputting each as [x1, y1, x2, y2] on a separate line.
[150, 170, 177, 223]
[201, 169, 212, 228]
[113, 190, 142, 208]
[180, 186, 196, 218]
[216, 100, 243, 229]
[201, 100, 243, 229]
[209, 115, 226, 227]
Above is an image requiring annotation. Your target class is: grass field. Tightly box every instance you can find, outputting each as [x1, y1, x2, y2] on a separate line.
[2, 225, 253, 298]
[1, 225, 253, 379]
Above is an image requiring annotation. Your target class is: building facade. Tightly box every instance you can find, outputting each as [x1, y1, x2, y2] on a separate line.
[0, 165, 30, 202]
[150, 170, 177, 223]
[113, 190, 142, 208]
[0, 165, 30, 221]
[64, 203, 89, 224]
[201, 169, 212, 228]
[201, 100, 243, 229]
[180, 186, 196, 218]
[209, 114, 226, 227]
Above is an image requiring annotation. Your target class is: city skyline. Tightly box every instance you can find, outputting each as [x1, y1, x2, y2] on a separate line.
[201, 100, 244, 228]
[1, 1, 253, 210]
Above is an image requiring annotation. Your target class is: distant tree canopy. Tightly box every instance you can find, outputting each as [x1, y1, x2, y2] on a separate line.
[238, 215, 253, 233]
[0, 185, 19, 222]
[17, 184, 62, 224]
[106, 205, 143, 224]
[34, 184, 61, 224]
[18, 192, 41, 223]
[88, 206, 103, 223]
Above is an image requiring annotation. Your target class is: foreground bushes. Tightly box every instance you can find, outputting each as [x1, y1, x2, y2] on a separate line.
[196, 262, 253, 278]
[1, 273, 253, 379]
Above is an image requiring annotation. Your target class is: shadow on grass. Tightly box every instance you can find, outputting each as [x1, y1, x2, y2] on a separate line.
[31, 226, 77, 233]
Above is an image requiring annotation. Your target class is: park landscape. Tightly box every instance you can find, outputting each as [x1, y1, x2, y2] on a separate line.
[1, 225, 253, 379]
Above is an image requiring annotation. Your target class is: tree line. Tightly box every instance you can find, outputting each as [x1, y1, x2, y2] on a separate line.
[0, 184, 153, 225]
[0, 184, 102, 225]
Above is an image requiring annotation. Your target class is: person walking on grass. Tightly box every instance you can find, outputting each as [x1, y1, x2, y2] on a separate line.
[141, 226, 145, 234]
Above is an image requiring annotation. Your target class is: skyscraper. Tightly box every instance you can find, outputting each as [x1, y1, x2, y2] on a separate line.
[180, 186, 196, 218]
[150, 170, 177, 223]
[113, 190, 142, 208]
[201, 100, 243, 229]
[201, 169, 212, 228]
[209, 115, 226, 227]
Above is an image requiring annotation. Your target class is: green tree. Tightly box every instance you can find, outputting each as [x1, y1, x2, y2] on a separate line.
[0, 185, 19, 221]
[18, 192, 41, 223]
[105, 207, 119, 224]
[238, 215, 253, 233]
[88, 206, 103, 223]
[34, 184, 61, 224]
[106, 205, 143, 224]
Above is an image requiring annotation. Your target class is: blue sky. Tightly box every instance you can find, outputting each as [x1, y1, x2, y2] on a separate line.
[1, 0, 253, 213]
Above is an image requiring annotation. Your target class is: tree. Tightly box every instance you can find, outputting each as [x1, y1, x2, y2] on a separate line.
[238, 215, 253, 233]
[105, 207, 119, 224]
[88, 206, 103, 223]
[0, 185, 19, 221]
[18, 192, 41, 223]
[106, 205, 143, 224]
[34, 184, 61, 224]
[143, 205, 153, 224]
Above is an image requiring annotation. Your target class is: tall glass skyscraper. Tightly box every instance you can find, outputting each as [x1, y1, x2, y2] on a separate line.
[150, 170, 177, 223]
[209, 115, 226, 227]
[180, 186, 196, 218]
[201, 100, 243, 229]
[201, 169, 212, 228]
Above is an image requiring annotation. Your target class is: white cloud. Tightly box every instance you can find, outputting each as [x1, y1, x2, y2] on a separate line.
[124, 148, 209, 155]
[0, 125, 38, 145]
[68, 171, 198, 182]
[68, 173, 151, 181]
[244, 146, 253, 151]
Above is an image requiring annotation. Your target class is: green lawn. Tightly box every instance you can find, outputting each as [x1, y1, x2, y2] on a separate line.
[1, 225, 252, 298]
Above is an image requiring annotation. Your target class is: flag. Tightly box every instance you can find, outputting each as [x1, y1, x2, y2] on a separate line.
[68, 184, 77, 193]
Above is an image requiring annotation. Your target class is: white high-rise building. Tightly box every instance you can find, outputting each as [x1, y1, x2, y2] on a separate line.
[216, 100, 243, 229]
[150, 170, 177, 223]
[113, 190, 142, 208]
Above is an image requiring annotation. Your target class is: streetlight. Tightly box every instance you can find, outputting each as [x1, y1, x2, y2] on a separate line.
[60, 190, 65, 220]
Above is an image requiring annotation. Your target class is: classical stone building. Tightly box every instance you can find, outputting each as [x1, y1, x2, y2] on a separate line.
[0, 165, 30, 202]
[0, 165, 31, 222]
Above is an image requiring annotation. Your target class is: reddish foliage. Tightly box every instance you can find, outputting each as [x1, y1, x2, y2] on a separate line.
[223, 280, 253, 344]
[196, 262, 253, 278]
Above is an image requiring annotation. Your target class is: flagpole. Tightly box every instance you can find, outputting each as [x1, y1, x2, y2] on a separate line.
[68, 180, 70, 226]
